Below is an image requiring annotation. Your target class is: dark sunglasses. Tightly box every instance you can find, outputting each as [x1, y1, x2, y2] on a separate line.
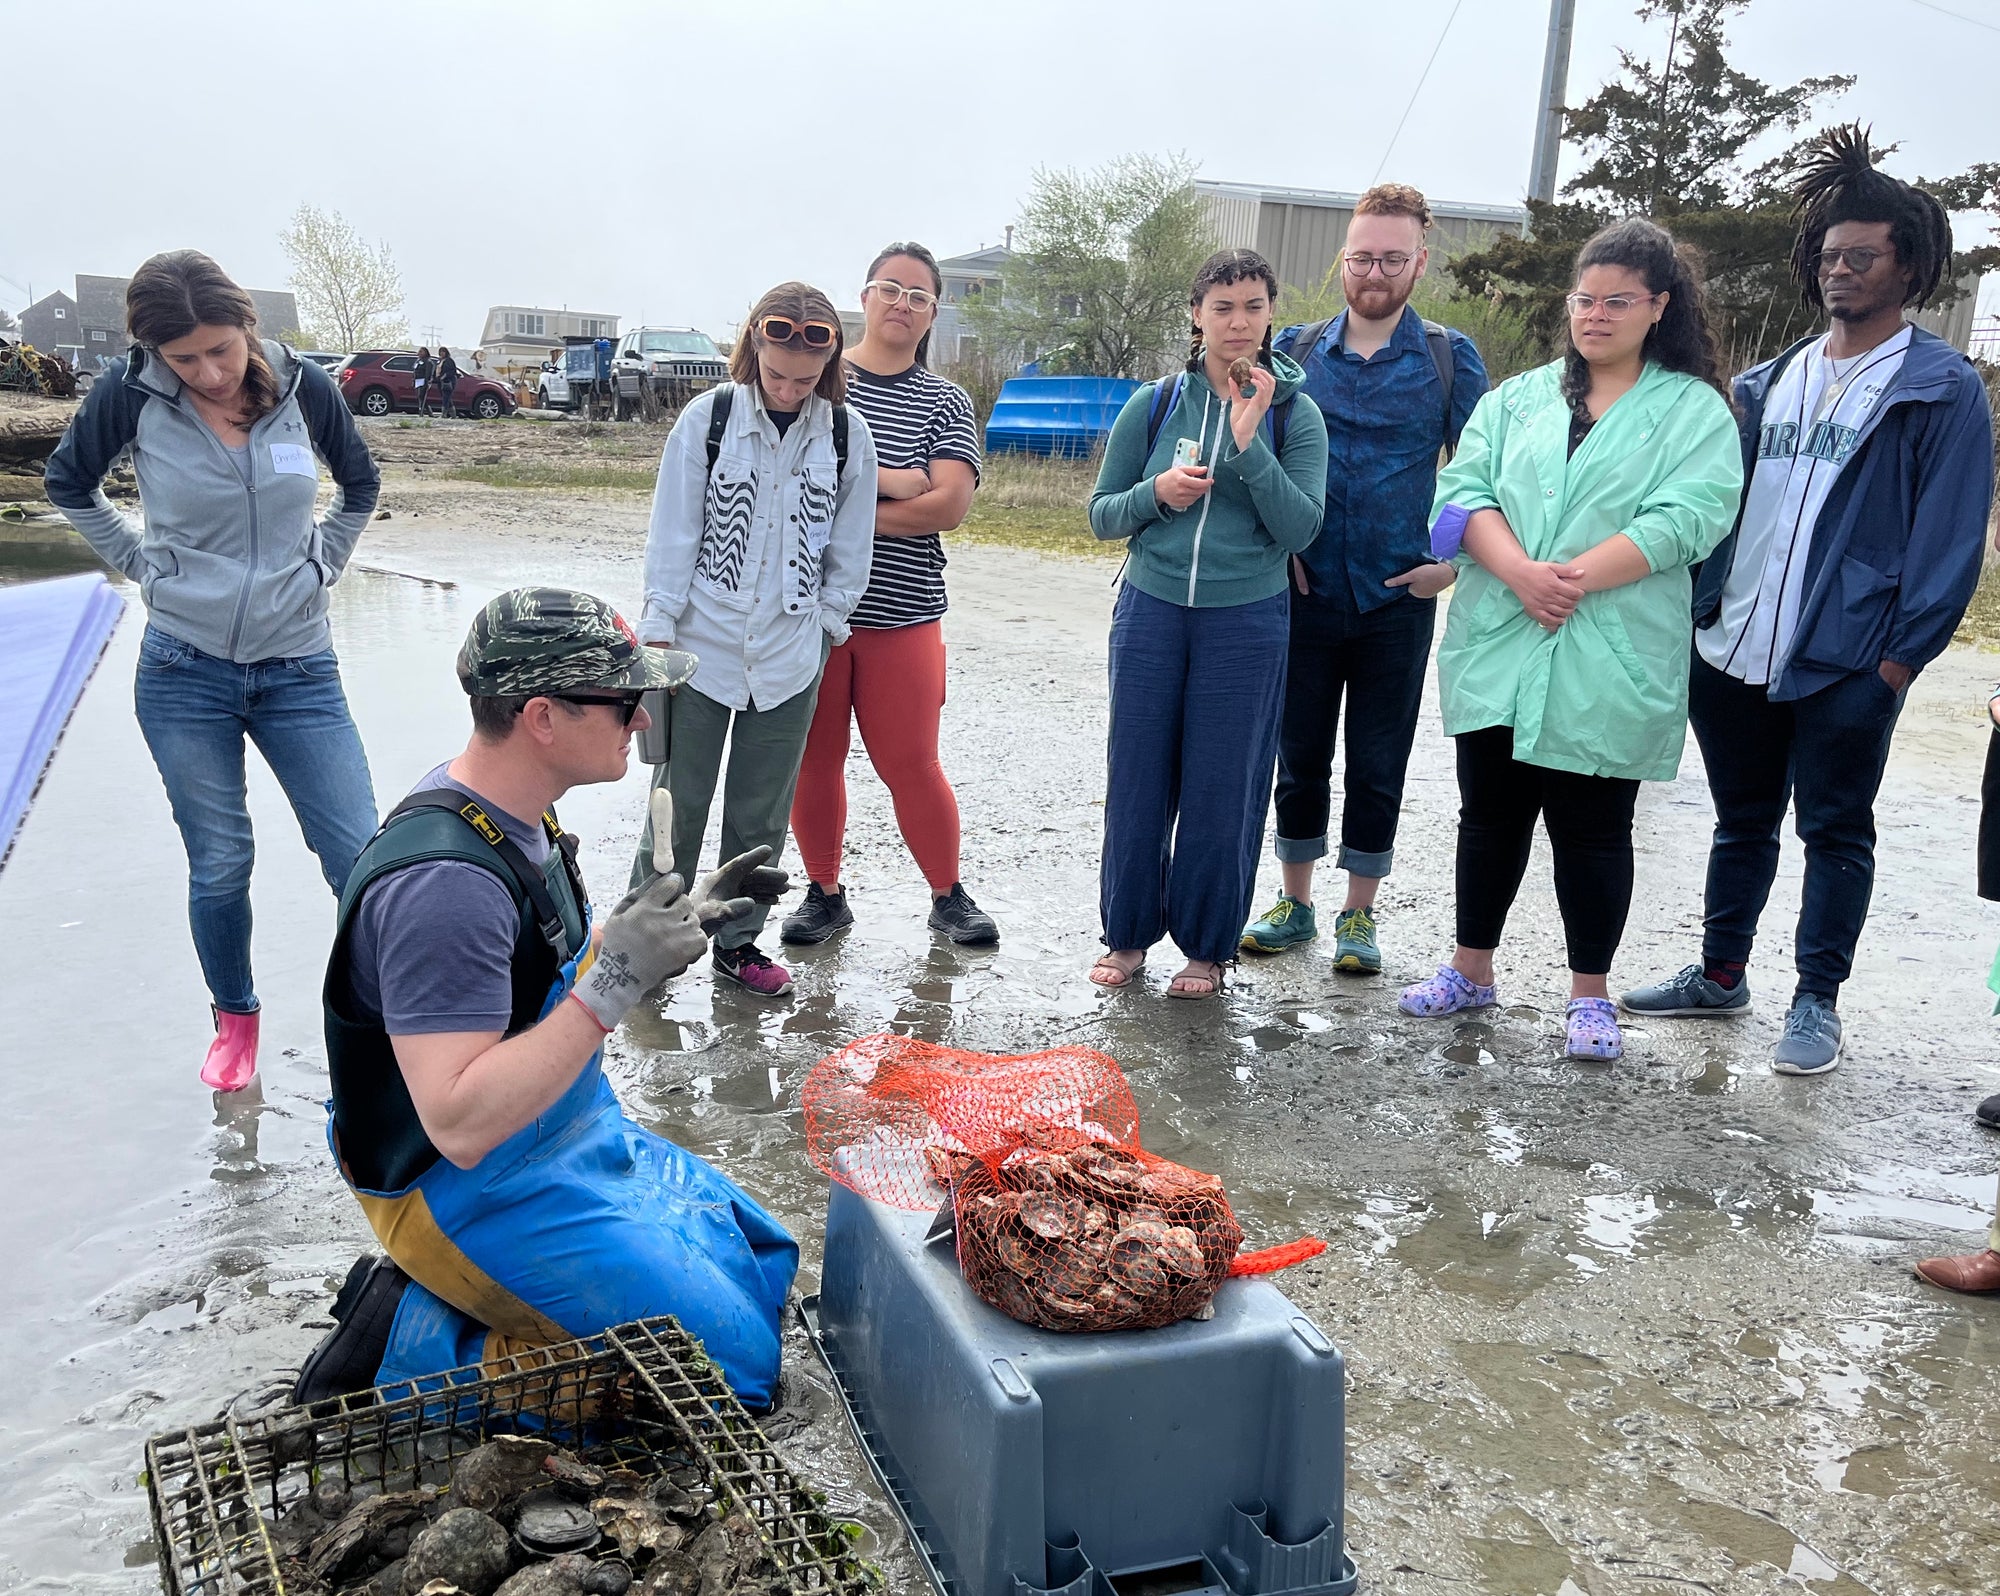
[556, 692, 646, 725]
[755, 315, 838, 350]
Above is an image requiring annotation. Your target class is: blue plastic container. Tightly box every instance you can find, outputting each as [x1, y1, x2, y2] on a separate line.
[808, 1180, 1357, 1596]
[983, 376, 1141, 458]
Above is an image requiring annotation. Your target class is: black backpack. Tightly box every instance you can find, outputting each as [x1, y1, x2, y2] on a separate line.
[704, 385, 849, 479]
[1278, 315, 1461, 460]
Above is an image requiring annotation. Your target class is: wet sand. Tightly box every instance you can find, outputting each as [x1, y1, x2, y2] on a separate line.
[3, 450, 1998, 1595]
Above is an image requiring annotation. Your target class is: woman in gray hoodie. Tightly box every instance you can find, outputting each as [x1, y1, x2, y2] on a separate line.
[45, 251, 382, 1093]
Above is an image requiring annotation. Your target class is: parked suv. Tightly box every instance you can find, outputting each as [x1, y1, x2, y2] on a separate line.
[612, 327, 727, 409]
[335, 351, 517, 419]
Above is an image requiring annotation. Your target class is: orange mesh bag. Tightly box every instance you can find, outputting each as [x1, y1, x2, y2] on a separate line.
[803, 1035, 1324, 1333]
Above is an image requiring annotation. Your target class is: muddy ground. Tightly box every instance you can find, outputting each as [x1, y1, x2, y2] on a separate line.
[2, 412, 1998, 1596]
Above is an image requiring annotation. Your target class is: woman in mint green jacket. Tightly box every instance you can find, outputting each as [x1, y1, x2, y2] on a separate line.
[1398, 219, 1742, 1060]
[1086, 249, 1328, 998]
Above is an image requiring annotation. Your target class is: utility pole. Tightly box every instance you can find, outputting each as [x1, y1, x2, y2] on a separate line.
[1528, 0, 1578, 205]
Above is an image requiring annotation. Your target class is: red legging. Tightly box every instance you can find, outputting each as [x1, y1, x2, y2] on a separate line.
[791, 620, 960, 894]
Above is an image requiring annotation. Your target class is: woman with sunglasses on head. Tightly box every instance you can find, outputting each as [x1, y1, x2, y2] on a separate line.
[631, 282, 877, 997]
[1086, 249, 1329, 999]
[782, 242, 997, 949]
[44, 249, 381, 1092]
[1397, 218, 1741, 1059]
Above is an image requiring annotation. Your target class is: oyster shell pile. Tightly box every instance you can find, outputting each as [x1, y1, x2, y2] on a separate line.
[267, 1435, 792, 1596]
[948, 1139, 1242, 1331]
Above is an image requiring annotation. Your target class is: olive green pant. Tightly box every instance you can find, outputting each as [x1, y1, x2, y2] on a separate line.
[629, 675, 822, 949]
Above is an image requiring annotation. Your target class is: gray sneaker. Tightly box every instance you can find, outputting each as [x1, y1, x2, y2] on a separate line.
[1773, 993, 1842, 1076]
[1619, 964, 1751, 1017]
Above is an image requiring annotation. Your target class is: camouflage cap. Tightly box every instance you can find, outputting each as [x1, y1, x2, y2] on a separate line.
[456, 587, 697, 697]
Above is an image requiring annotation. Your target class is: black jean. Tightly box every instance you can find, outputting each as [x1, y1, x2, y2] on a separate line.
[1273, 586, 1436, 878]
[438, 377, 459, 417]
[1454, 725, 1640, 975]
[1689, 655, 1905, 1000]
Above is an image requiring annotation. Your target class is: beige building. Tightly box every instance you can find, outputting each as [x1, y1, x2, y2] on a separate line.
[478, 305, 619, 378]
[1196, 180, 1528, 292]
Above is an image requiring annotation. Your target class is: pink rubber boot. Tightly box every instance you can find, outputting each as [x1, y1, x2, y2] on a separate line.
[201, 1008, 260, 1092]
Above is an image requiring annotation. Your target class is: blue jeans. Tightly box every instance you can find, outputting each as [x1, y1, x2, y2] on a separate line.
[1101, 584, 1289, 964]
[1689, 656, 1905, 1001]
[134, 623, 378, 1014]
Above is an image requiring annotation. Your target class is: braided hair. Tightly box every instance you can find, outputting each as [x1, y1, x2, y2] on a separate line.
[1559, 218, 1727, 431]
[1186, 249, 1278, 373]
[1789, 123, 1952, 311]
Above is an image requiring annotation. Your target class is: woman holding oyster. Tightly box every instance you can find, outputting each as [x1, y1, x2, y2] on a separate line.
[1086, 249, 1328, 999]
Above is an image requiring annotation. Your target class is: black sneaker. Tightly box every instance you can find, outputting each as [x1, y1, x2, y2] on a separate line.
[928, 883, 998, 946]
[1976, 1094, 2000, 1129]
[780, 882, 853, 945]
[292, 1255, 410, 1407]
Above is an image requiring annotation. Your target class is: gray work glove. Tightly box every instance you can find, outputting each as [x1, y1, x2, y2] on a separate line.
[644, 790, 791, 933]
[692, 848, 791, 933]
[572, 861, 705, 1032]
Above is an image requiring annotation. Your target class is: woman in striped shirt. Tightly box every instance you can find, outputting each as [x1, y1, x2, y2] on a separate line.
[782, 242, 999, 947]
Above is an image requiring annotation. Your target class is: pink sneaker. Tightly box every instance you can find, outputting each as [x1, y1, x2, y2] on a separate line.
[712, 943, 795, 997]
[201, 1007, 260, 1092]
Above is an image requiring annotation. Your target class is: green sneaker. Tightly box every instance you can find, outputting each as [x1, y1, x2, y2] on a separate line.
[1332, 907, 1381, 973]
[1240, 894, 1317, 954]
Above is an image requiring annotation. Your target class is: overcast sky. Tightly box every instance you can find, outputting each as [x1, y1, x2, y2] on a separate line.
[9, 0, 1998, 348]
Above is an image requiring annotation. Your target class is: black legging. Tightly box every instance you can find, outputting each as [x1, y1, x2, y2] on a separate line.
[1453, 725, 1639, 975]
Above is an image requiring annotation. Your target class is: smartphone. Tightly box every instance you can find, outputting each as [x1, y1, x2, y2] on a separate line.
[1171, 436, 1201, 471]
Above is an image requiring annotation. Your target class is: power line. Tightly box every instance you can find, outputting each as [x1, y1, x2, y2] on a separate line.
[1907, 0, 2000, 31]
[1371, 0, 1468, 187]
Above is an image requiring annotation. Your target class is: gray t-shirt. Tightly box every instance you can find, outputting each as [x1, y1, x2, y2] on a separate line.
[347, 765, 553, 1035]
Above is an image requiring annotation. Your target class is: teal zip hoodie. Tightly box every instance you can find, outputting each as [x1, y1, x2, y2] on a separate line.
[1088, 352, 1328, 608]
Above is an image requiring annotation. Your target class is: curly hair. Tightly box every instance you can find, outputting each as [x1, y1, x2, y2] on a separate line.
[125, 250, 281, 423]
[1185, 248, 1279, 373]
[1353, 183, 1433, 232]
[1559, 218, 1727, 428]
[1788, 123, 1952, 311]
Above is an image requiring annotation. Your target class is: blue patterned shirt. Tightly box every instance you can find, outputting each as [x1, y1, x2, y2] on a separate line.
[1275, 306, 1488, 612]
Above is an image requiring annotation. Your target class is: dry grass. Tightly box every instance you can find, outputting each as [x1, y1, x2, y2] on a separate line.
[1955, 553, 2000, 650]
[442, 445, 1124, 562]
[956, 452, 1117, 561]
[445, 462, 658, 491]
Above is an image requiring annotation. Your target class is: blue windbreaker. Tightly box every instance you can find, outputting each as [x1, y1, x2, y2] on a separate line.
[1693, 324, 1995, 700]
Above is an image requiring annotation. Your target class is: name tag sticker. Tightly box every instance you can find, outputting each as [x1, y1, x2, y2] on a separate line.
[269, 443, 316, 477]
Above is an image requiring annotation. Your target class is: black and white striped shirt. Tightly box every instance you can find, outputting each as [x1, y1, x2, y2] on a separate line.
[843, 361, 982, 630]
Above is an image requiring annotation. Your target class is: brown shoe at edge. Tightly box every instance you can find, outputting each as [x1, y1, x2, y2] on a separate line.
[1914, 1249, 2000, 1294]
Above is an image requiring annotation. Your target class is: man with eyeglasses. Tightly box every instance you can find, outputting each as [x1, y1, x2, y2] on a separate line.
[1242, 183, 1488, 974]
[1623, 127, 1995, 1077]
[294, 587, 801, 1410]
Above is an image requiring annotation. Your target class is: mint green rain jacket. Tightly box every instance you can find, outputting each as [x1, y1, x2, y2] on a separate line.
[1431, 358, 1743, 782]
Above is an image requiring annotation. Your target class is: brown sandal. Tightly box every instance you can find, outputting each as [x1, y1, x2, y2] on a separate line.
[1089, 952, 1146, 988]
[1166, 960, 1226, 1000]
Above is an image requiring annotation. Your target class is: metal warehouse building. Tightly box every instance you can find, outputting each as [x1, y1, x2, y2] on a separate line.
[1196, 180, 1530, 291]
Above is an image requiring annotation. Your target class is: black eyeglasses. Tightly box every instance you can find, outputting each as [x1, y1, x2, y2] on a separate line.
[1811, 246, 1888, 276]
[555, 692, 646, 725]
[1343, 251, 1414, 278]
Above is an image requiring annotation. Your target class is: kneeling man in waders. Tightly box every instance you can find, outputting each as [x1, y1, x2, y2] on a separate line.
[294, 588, 798, 1408]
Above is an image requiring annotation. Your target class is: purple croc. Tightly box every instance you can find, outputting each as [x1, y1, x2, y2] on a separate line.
[1398, 965, 1498, 1017]
[1565, 997, 1623, 1060]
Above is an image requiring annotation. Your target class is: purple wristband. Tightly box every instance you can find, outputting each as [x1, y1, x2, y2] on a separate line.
[1430, 503, 1470, 561]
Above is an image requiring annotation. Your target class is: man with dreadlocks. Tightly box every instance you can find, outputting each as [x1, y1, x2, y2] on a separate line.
[1624, 125, 1996, 1076]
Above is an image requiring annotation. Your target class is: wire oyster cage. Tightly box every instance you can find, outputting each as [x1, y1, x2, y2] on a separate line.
[142, 1315, 874, 1596]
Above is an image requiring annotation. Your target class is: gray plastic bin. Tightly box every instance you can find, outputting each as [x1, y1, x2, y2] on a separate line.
[809, 1179, 1357, 1596]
